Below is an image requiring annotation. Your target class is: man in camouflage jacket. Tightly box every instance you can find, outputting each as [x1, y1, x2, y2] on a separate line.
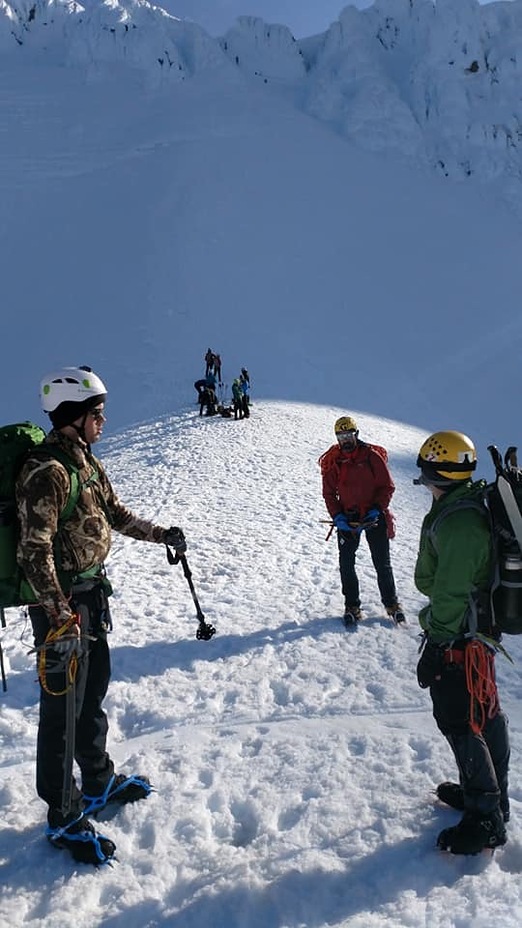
[16, 366, 186, 864]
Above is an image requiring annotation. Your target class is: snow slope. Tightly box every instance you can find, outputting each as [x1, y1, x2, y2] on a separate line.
[2, 402, 522, 928]
[4, 0, 522, 207]
[2, 2, 522, 925]
[1, 0, 522, 448]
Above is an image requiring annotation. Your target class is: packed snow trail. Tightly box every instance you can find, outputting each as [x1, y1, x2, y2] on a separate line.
[2, 401, 522, 927]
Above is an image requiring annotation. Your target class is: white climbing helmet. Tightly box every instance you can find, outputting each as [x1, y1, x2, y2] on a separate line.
[40, 366, 107, 413]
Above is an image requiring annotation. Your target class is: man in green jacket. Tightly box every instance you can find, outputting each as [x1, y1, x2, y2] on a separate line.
[415, 430, 509, 855]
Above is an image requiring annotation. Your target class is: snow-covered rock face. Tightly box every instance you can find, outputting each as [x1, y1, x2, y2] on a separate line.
[2, 0, 522, 211]
[219, 16, 306, 82]
[302, 0, 522, 195]
[0, 0, 233, 85]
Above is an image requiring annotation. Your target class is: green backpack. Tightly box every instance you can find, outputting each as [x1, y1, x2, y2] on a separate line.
[0, 422, 81, 610]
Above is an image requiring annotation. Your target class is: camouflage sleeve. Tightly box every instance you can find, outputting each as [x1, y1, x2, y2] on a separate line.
[95, 458, 168, 543]
[16, 458, 73, 617]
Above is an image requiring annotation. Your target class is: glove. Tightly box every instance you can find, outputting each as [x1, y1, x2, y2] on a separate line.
[164, 526, 187, 554]
[333, 513, 354, 533]
[49, 612, 83, 659]
[364, 508, 381, 523]
[54, 624, 82, 659]
[51, 605, 75, 628]
[416, 639, 444, 689]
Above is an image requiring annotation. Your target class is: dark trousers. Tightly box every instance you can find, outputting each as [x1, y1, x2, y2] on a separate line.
[431, 662, 510, 817]
[337, 513, 397, 607]
[199, 389, 216, 417]
[30, 580, 114, 825]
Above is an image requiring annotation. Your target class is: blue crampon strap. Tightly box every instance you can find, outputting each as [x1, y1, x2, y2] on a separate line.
[83, 774, 153, 815]
[45, 814, 112, 864]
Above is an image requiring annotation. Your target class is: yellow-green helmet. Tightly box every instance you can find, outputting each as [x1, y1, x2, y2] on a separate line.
[417, 430, 477, 484]
[334, 415, 358, 434]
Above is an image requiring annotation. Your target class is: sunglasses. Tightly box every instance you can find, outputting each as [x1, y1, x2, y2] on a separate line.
[89, 408, 105, 423]
[336, 430, 357, 440]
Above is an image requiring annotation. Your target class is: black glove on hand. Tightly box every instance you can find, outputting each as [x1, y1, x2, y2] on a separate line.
[416, 639, 444, 689]
[164, 526, 187, 554]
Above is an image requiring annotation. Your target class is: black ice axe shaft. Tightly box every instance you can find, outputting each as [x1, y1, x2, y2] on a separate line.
[61, 658, 76, 818]
[0, 606, 7, 693]
[166, 547, 216, 640]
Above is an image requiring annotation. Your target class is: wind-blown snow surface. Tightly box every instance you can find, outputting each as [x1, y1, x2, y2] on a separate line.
[2, 401, 522, 928]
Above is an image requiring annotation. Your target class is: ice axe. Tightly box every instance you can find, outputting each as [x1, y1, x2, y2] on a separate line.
[166, 547, 216, 640]
[320, 512, 380, 541]
[61, 655, 77, 818]
[1, 606, 7, 692]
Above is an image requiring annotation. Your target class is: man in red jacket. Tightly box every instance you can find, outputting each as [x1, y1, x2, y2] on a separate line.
[320, 416, 405, 626]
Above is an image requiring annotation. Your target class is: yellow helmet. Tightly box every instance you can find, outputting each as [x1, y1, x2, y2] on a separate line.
[417, 430, 477, 483]
[335, 415, 358, 434]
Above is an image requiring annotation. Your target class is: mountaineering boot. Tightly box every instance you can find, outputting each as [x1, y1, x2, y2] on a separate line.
[386, 603, 406, 625]
[437, 780, 510, 823]
[343, 604, 362, 627]
[436, 781, 465, 812]
[437, 809, 507, 855]
[46, 813, 116, 865]
[83, 773, 153, 816]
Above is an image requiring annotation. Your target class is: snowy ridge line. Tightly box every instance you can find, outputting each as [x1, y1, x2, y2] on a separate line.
[1, 0, 233, 83]
[2, 0, 522, 211]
